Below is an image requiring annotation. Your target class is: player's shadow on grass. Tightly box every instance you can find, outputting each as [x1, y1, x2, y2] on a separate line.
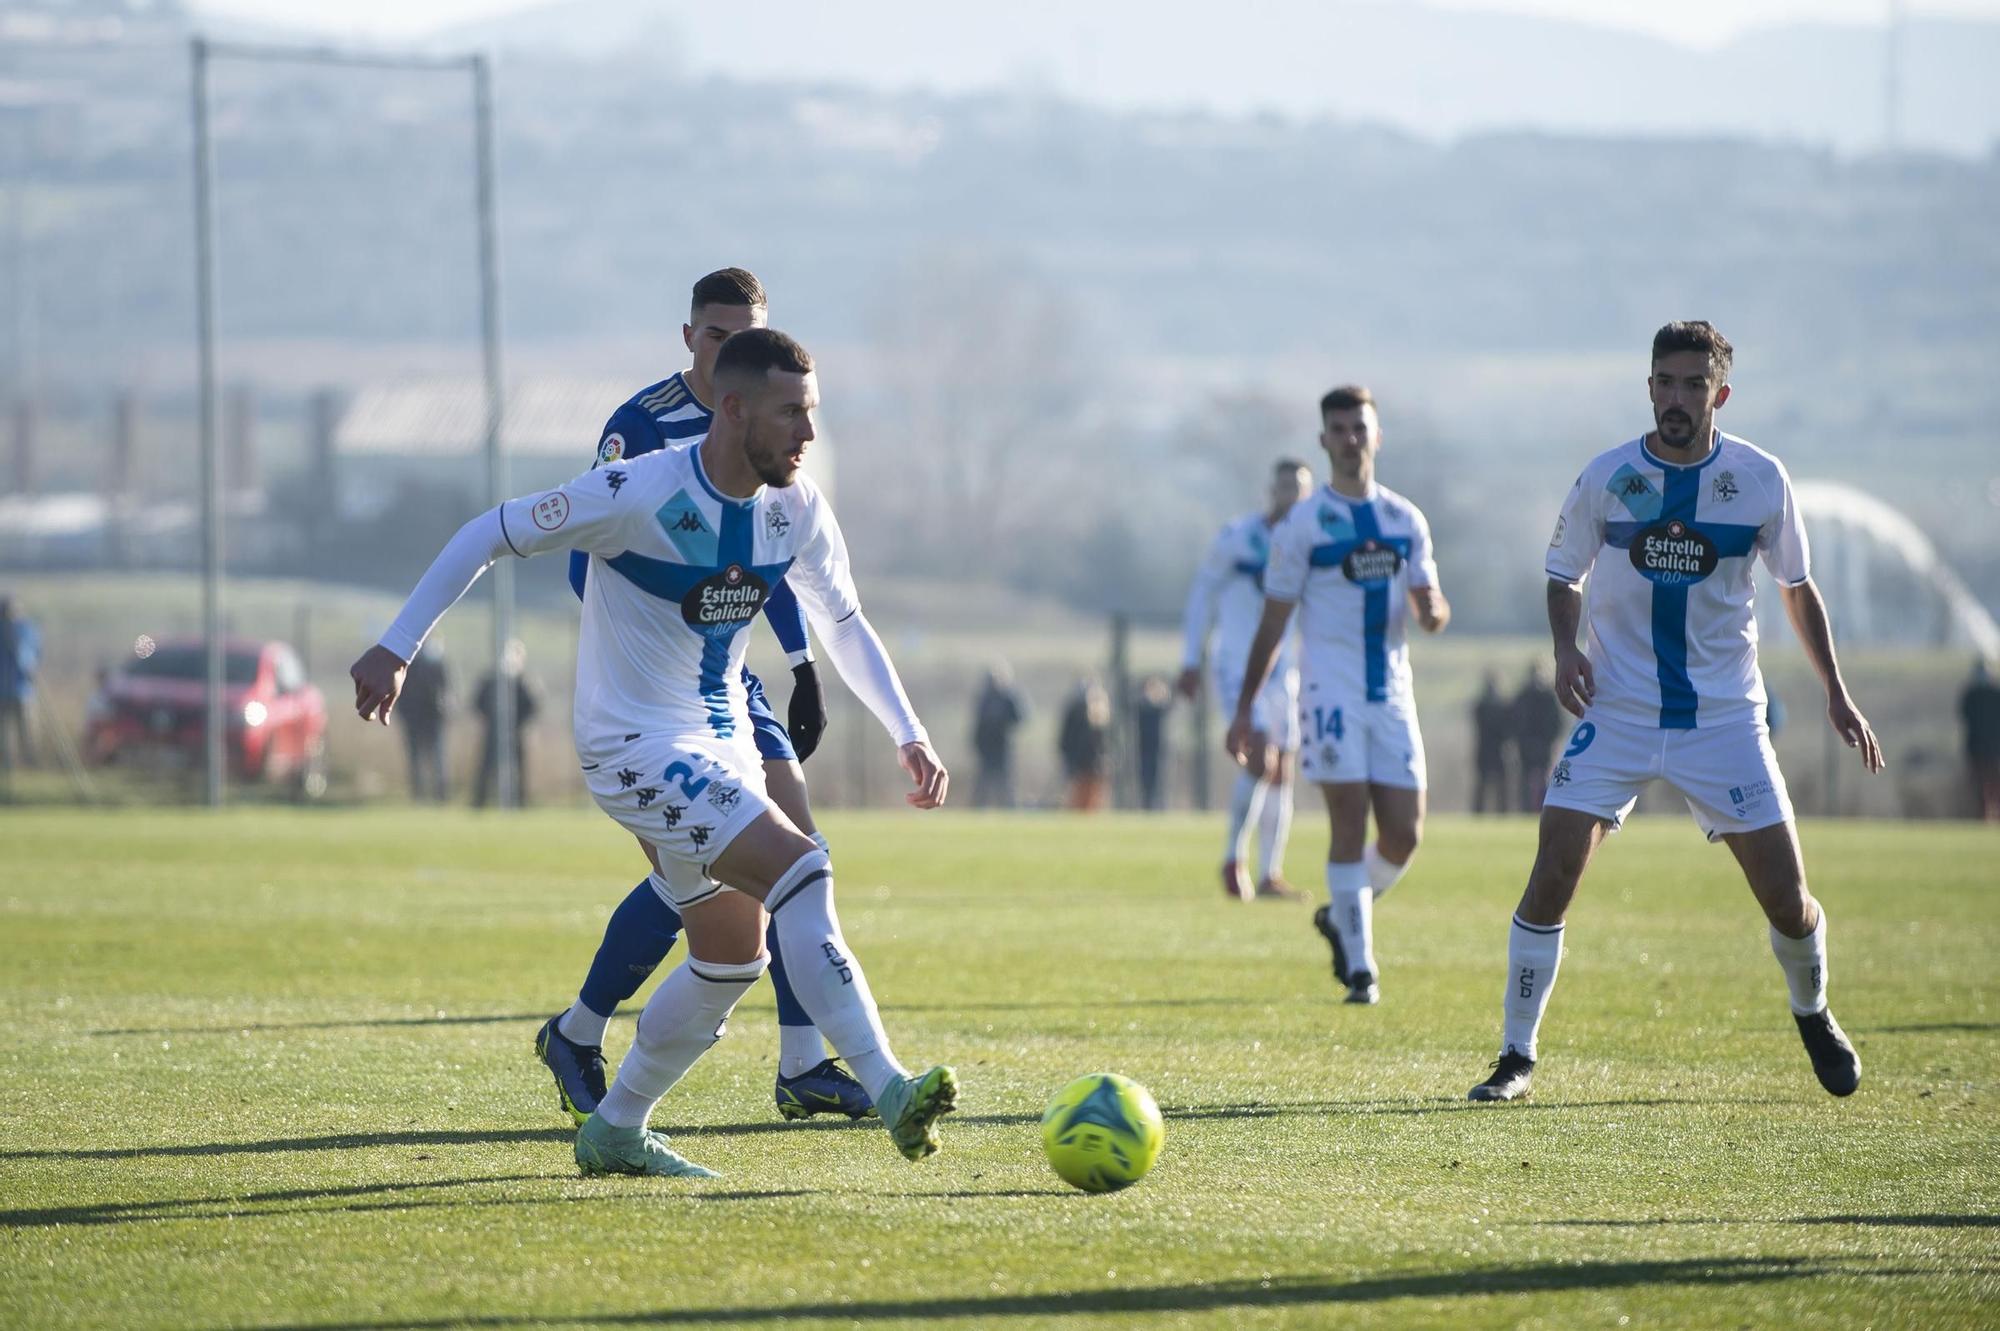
[1537, 1213, 2000, 1230]
[0, 1127, 575, 1161]
[1856, 1021, 2000, 1035]
[230, 1255, 1899, 1329]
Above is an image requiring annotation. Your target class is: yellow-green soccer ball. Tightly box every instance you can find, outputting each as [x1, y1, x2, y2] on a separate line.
[1041, 1073, 1166, 1192]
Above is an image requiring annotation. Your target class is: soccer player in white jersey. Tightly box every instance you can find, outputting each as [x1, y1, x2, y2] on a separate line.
[1179, 459, 1314, 901]
[1232, 386, 1450, 1005]
[351, 329, 957, 1177]
[1467, 321, 1882, 1104]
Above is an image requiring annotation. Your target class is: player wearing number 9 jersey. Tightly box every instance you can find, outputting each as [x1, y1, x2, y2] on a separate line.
[1231, 385, 1450, 1007]
[1466, 320, 1883, 1106]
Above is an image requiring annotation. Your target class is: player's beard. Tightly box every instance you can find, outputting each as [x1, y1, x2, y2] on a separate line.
[1655, 407, 1701, 448]
[743, 425, 802, 488]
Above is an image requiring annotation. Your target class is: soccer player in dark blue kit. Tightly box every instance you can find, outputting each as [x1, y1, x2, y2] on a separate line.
[534, 268, 871, 1123]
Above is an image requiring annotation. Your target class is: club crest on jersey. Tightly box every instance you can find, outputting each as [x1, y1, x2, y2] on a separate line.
[531, 493, 570, 531]
[1341, 539, 1404, 586]
[766, 506, 790, 538]
[682, 562, 769, 637]
[1630, 519, 1719, 585]
[598, 433, 626, 464]
[1713, 470, 1738, 502]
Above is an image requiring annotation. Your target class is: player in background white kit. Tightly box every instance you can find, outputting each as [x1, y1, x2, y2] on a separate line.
[1178, 459, 1314, 902]
[1467, 321, 1882, 1104]
[350, 330, 958, 1177]
[1232, 386, 1450, 1005]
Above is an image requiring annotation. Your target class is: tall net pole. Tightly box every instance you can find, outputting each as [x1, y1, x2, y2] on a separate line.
[473, 53, 515, 809]
[190, 36, 226, 807]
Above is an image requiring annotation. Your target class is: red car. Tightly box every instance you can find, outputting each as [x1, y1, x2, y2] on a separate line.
[85, 635, 328, 796]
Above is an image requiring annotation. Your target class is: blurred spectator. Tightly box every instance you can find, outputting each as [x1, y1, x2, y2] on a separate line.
[472, 639, 542, 809]
[1470, 669, 1511, 814]
[399, 647, 451, 804]
[1058, 677, 1111, 812]
[1961, 658, 2000, 822]
[970, 662, 1027, 809]
[1132, 674, 1173, 811]
[0, 598, 40, 778]
[1512, 662, 1563, 812]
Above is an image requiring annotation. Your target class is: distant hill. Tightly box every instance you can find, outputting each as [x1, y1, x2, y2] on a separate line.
[430, 0, 2000, 156]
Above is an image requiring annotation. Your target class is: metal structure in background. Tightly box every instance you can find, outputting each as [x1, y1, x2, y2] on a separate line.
[188, 37, 513, 808]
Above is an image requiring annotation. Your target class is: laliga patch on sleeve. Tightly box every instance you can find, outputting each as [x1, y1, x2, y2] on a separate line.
[598, 433, 625, 464]
[532, 493, 571, 531]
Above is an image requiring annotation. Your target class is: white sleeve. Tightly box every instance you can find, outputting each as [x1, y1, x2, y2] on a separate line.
[1262, 512, 1309, 603]
[818, 609, 927, 748]
[378, 466, 647, 661]
[1544, 467, 1603, 587]
[783, 491, 863, 630]
[378, 509, 511, 661]
[1178, 530, 1232, 669]
[1407, 506, 1439, 590]
[1756, 460, 1812, 587]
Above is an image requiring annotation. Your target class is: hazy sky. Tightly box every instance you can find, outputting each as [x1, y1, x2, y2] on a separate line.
[198, 0, 2000, 47]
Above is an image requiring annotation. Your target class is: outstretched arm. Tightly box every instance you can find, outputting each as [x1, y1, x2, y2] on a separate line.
[1780, 577, 1884, 773]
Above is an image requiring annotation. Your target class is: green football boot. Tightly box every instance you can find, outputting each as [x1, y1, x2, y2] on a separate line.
[574, 1114, 719, 1179]
[874, 1064, 959, 1161]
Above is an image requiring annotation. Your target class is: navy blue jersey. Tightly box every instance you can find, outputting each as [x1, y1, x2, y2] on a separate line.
[568, 371, 813, 662]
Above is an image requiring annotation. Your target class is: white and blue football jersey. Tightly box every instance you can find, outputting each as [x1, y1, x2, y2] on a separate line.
[1264, 483, 1438, 704]
[1546, 431, 1809, 731]
[1180, 511, 1297, 677]
[500, 443, 858, 751]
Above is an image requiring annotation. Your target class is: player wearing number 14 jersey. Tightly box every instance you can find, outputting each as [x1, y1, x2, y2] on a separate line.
[1232, 385, 1450, 1006]
[1466, 321, 1882, 1104]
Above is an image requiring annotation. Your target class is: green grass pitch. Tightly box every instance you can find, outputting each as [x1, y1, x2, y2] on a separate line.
[2, 808, 1995, 1329]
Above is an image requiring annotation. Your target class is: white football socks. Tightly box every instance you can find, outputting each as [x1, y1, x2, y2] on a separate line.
[1501, 914, 1565, 1060]
[1769, 910, 1829, 1016]
[595, 954, 765, 1128]
[1255, 775, 1293, 883]
[765, 850, 909, 1102]
[1364, 842, 1410, 901]
[1325, 860, 1376, 977]
[1225, 772, 1263, 866]
[778, 1024, 828, 1079]
[559, 1000, 610, 1048]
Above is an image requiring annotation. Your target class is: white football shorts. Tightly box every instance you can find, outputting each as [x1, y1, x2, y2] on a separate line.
[1214, 662, 1301, 752]
[579, 731, 771, 904]
[1542, 711, 1795, 841]
[1295, 682, 1426, 790]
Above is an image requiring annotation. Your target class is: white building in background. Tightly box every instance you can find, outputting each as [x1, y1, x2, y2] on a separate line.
[332, 376, 837, 521]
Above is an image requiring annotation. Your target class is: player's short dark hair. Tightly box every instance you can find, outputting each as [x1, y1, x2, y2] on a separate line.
[1274, 457, 1312, 476]
[1319, 384, 1375, 417]
[1652, 320, 1733, 379]
[713, 328, 813, 389]
[690, 267, 766, 314]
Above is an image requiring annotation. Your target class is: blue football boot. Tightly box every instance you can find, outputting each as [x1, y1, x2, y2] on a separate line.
[774, 1058, 877, 1121]
[535, 1014, 608, 1127]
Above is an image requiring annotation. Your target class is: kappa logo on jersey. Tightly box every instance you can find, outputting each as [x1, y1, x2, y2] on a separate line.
[1608, 465, 1663, 521]
[1713, 470, 1739, 502]
[662, 802, 685, 829]
[682, 563, 770, 636]
[688, 824, 712, 851]
[603, 469, 627, 497]
[531, 493, 571, 531]
[766, 506, 791, 538]
[598, 433, 626, 464]
[1317, 507, 1358, 542]
[1341, 539, 1404, 586]
[1630, 519, 1719, 586]
[616, 767, 640, 789]
[656, 489, 719, 566]
[634, 786, 661, 810]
